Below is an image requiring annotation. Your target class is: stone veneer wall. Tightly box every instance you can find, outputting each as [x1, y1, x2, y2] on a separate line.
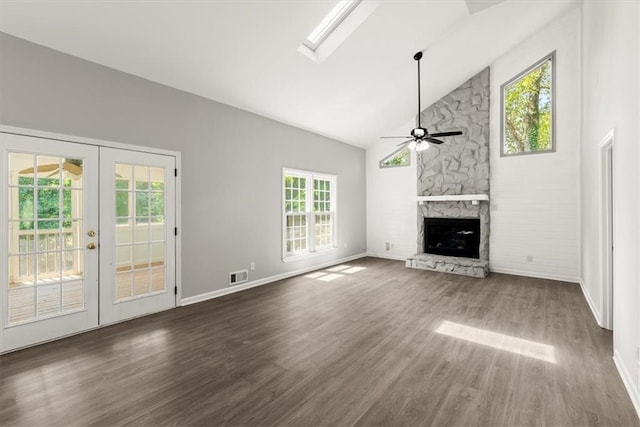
[407, 68, 490, 277]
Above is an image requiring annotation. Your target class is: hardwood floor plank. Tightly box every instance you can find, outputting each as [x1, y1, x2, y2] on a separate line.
[1, 257, 638, 426]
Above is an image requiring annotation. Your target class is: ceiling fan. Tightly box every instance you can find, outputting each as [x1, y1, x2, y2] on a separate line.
[19, 159, 83, 179]
[381, 51, 463, 151]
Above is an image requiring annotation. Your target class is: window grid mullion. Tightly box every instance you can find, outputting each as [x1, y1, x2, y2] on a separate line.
[307, 176, 314, 253]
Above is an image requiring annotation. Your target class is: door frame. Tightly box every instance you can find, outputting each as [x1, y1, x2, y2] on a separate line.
[0, 125, 182, 351]
[599, 129, 614, 330]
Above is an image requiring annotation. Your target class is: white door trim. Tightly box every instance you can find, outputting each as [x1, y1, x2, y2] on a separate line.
[0, 125, 183, 308]
[599, 128, 615, 330]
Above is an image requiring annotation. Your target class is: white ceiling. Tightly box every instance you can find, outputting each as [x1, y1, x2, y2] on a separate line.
[0, 0, 579, 147]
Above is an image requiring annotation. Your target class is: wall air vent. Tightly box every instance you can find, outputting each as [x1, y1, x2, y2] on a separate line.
[229, 270, 249, 286]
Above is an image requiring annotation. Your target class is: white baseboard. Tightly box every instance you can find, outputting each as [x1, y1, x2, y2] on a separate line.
[180, 252, 367, 306]
[578, 278, 603, 327]
[489, 267, 579, 283]
[613, 351, 640, 420]
[365, 252, 409, 261]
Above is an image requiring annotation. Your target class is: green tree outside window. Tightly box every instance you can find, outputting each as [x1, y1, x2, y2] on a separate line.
[18, 177, 72, 230]
[502, 54, 554, 155]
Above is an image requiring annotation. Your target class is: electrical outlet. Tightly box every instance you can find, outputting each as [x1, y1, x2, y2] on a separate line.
[250, 262, 255, 271]
[526, 255, 533, 263]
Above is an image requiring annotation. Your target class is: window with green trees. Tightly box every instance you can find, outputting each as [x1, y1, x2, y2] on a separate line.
[18, 176, 73, 230]
[379, 146, 410, 168]
[283, 169, 336, 258]
[502, 53, 554, 156]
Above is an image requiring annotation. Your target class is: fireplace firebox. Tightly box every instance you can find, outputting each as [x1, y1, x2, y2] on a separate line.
[424, 218, 480, 259]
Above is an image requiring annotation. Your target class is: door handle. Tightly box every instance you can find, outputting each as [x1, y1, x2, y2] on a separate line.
[87, 243, 97, 250]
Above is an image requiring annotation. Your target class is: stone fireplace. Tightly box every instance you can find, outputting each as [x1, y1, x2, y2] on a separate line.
[406, 68, 490, 278]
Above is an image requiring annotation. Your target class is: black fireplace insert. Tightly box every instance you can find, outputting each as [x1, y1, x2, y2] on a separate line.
[424, 217, 480, 259]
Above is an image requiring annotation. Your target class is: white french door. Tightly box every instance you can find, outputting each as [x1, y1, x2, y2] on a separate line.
[99, 148, 176, 325]
[1, 132, 177, 352]
[1, 134, 99, 352]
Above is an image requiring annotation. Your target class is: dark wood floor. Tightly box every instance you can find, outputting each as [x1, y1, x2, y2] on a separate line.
[1, 257, 638, 426]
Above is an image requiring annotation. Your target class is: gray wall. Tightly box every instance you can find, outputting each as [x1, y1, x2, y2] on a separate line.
[0, 33, 367, 299]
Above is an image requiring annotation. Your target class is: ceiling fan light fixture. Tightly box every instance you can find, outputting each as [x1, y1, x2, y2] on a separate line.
[416, 142, 430, 152]
[411, 128, 425, 138]
[408, 140, 417, 150]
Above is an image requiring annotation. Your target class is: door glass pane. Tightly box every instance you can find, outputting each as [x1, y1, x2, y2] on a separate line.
[116, 222, 133, 245]
[62, 158, 84, 189]
[134, 244, 150, 268]
[115, 164, 132, 189]
[134, 224, 149, 243]
[116, 272, 132, 300]
[8, 153, 35, 182]
[62, 280, 83, 311]
[7, 152, 85, 325]
[133, 269, 150, 296]
[113, 163, 166, 302]
[36, 156, 61, 180]
[37, 284, 61, 317]
[8, 286, 35, 324]
[151, 268, 165, 292]
[116, 246, 132, 271]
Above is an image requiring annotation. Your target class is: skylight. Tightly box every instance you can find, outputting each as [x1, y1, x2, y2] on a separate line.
[303, 0, 362, 52]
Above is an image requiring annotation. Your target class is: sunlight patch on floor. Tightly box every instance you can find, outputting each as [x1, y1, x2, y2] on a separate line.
[318, 273, 343, 282]
[435, 320, 557, 363]
[305, 272, 327, 279]
[304, 265, 367, 282]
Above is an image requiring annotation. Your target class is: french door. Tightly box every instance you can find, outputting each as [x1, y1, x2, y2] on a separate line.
[1, 133, 176, 352]
[1, 134, 99, 351]
[99, 148, 175, 325]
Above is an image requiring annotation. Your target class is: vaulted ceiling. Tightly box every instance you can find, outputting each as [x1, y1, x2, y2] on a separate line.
[0, 0, 579, 147]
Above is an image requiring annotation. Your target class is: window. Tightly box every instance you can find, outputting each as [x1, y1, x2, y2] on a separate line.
[114, 165, 165, 225]
[283, 169, 336, 259]
[501, 52, 554, 156]
[379, 146, 410, 168]
[302, 0, 362, 52]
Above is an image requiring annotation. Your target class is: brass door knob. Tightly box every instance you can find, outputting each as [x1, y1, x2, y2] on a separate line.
[87, 243, 97, 250]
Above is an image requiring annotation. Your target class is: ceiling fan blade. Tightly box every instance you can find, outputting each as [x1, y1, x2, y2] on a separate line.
[397, 139, 414, 147]
[19, 164, 61, 175]
[380, 136, 412, 139]
[426, 137, 445, 145]
[429, 131, 463, 137]
[62, 162, 83, 176]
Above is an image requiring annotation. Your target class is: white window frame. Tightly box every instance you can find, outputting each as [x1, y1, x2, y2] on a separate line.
[500, 51, 556, 157]
[379, 145, 411, 168]
[282, 168, 337, 262]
